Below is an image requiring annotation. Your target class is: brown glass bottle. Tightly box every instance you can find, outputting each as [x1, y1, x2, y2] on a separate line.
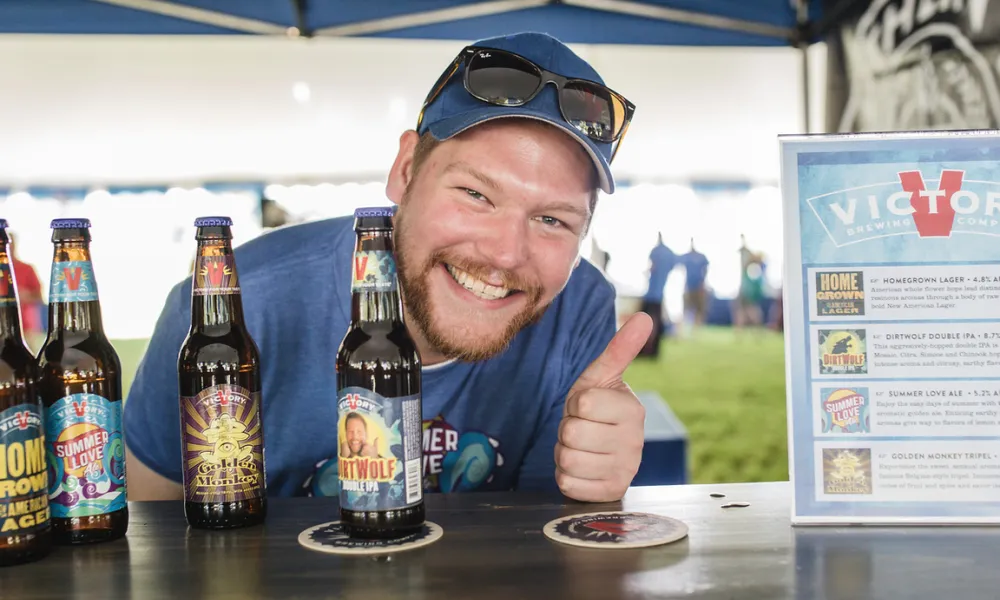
[336, 207, 424, 539]
[37, 218, 127, 545]
[178, 217, 266, 529]
[0, 219, 52, 566]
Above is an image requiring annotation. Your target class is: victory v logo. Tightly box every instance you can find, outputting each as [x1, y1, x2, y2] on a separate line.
[63, 267, 83, 291]
[808, 169, 1000, 246]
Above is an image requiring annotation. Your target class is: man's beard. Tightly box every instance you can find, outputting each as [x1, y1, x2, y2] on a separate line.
[394, 206, 547, 362]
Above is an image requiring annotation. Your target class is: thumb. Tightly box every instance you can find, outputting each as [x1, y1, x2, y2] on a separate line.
[571, 311, 653, 393]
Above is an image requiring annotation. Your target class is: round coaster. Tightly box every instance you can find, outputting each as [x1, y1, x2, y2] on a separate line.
[543, 511, 688, 549]
[297, 521, 443, 556]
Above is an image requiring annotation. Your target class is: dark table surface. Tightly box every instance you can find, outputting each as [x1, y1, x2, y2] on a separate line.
[4, 481, 1000, 599]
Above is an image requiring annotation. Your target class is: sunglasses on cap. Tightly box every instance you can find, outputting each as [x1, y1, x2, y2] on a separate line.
[416, 46, 636, 163]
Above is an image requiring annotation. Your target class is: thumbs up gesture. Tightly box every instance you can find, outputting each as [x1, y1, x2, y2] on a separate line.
[555, 312, 653, 502]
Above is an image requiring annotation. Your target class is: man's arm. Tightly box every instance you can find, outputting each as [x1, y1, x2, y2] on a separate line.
[123, 282, 190, 501]
[126, 446, 182, 501]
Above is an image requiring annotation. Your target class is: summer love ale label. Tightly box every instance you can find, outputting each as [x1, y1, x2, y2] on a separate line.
[193, 255, 240, 296]
[49, 261, 99, 302]
[337, 387, 422, 511]
[46, 394, 126, 517]
[0, 404, 49, 535]
[351, 251, 398, 293]
[181, 384, 265, 503]
[0, 263, 17, 306]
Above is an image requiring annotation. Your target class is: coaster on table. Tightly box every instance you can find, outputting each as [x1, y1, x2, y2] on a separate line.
[298, 521, 443, 556]
[543, 511, 688, 549]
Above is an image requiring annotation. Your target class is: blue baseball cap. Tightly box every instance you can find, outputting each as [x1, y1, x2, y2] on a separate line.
[417, 32, 619, 194]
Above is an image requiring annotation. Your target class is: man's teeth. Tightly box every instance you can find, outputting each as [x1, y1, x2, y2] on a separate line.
[446, 265, 512, 300]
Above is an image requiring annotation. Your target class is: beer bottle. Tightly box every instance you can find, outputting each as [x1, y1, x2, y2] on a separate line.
[179, 216, 266, 529]
[336, 207, 424, 539]
[0, 220, 51, 566]
[38, 218, 127, 545]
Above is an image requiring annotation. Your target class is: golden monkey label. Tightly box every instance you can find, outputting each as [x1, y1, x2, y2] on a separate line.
[337, 387, 422, 511]
[818, 329, 868, 375]
[822, 448, 873, 495]
[815, 271, 865, 316]
[181, 384, 265, 503]
[0, 404, 49, 534]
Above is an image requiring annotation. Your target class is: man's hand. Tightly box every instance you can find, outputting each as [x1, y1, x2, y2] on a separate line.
[555, 312, 653, 502]
[362, 438, 380, 458]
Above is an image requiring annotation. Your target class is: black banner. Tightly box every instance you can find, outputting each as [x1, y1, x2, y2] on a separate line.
[824, 0, 1000, 133]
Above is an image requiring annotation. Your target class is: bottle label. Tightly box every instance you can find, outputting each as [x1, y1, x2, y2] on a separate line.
[337, 386, 422, 511]
[45, 393, 126, 518]
[0, 263, 17, 306]
[193, 255, 241, 296]
[181, 384, 265, 503]
[351, 251, 398, 292]
[49, 261, 99, 303]
[0, 404, 49, 535]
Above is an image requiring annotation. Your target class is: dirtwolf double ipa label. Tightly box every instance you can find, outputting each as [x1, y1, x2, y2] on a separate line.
[337, 387, 422, 511]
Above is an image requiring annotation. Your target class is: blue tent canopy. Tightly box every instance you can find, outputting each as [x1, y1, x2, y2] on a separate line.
[0, 0, 828, 47]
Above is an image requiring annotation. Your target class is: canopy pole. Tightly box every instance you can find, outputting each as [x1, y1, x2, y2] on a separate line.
[797, 0, 811, 134]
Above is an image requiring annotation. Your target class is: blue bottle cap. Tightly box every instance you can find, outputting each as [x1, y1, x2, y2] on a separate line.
[194, 216, 233, 227]
[0, 219, 8, 229]
[51, 218, 91, 229]
[354, 207, 395, 218]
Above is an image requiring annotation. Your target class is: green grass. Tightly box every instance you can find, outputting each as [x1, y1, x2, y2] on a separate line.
[623, 326, 789, 484]
[111, 326, 790, 484]
[111, 338, 150, 400]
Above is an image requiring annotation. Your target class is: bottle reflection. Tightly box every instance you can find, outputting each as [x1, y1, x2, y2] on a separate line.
[183, 527, 265, 600]
[66, 538, 132, 599]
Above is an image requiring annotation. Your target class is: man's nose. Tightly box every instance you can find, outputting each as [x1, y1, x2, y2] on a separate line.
[478, 216, 529, 271]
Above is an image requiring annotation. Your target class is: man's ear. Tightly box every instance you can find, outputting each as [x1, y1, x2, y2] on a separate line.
[386, 130, 420, 205]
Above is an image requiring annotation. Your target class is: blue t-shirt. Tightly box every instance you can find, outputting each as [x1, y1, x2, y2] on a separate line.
[123, 216, 617, 497]
[643, 243, 676, 302]
[679, 251, 709, 291]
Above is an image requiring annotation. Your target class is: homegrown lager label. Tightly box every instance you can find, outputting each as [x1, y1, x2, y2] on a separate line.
[0, 404, 49, 534]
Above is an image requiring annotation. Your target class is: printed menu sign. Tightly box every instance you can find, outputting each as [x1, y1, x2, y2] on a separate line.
[780, 130, 1000, 525]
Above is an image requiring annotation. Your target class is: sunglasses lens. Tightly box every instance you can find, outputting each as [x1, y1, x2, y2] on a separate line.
[561, 81, 628, 143]
[467, 50, 541, 106]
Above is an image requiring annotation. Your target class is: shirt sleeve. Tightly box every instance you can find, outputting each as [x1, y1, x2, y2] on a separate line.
[123, 281, 190, 483]
[515, 268, 617, 492]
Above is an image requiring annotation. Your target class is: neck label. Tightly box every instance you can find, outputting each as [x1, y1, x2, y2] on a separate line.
[49, 261, 98, 303]
[0, 263, 16, 306]
[352, 251, 398, 292]
[194, 255, 241, 296]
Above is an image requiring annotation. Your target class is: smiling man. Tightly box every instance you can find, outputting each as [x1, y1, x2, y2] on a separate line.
[124, 31, 651, 503]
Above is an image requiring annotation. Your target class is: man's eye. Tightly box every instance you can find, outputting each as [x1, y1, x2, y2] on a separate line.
[537, 216, 564, 228]
[463, 188, 487, 202]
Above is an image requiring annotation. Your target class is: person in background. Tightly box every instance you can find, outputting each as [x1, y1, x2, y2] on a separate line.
[639, 232, 676, 358]
[735, 235, 765, 329]
[8, 233, 44, 350]
[679, 237, 709, 336]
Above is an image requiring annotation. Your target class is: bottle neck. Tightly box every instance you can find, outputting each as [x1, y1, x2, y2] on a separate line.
[190, 237, 246, 333]
[48, 240, 104, 334]
[350, 230, 404, 326]
[0, 246, 23, 343]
